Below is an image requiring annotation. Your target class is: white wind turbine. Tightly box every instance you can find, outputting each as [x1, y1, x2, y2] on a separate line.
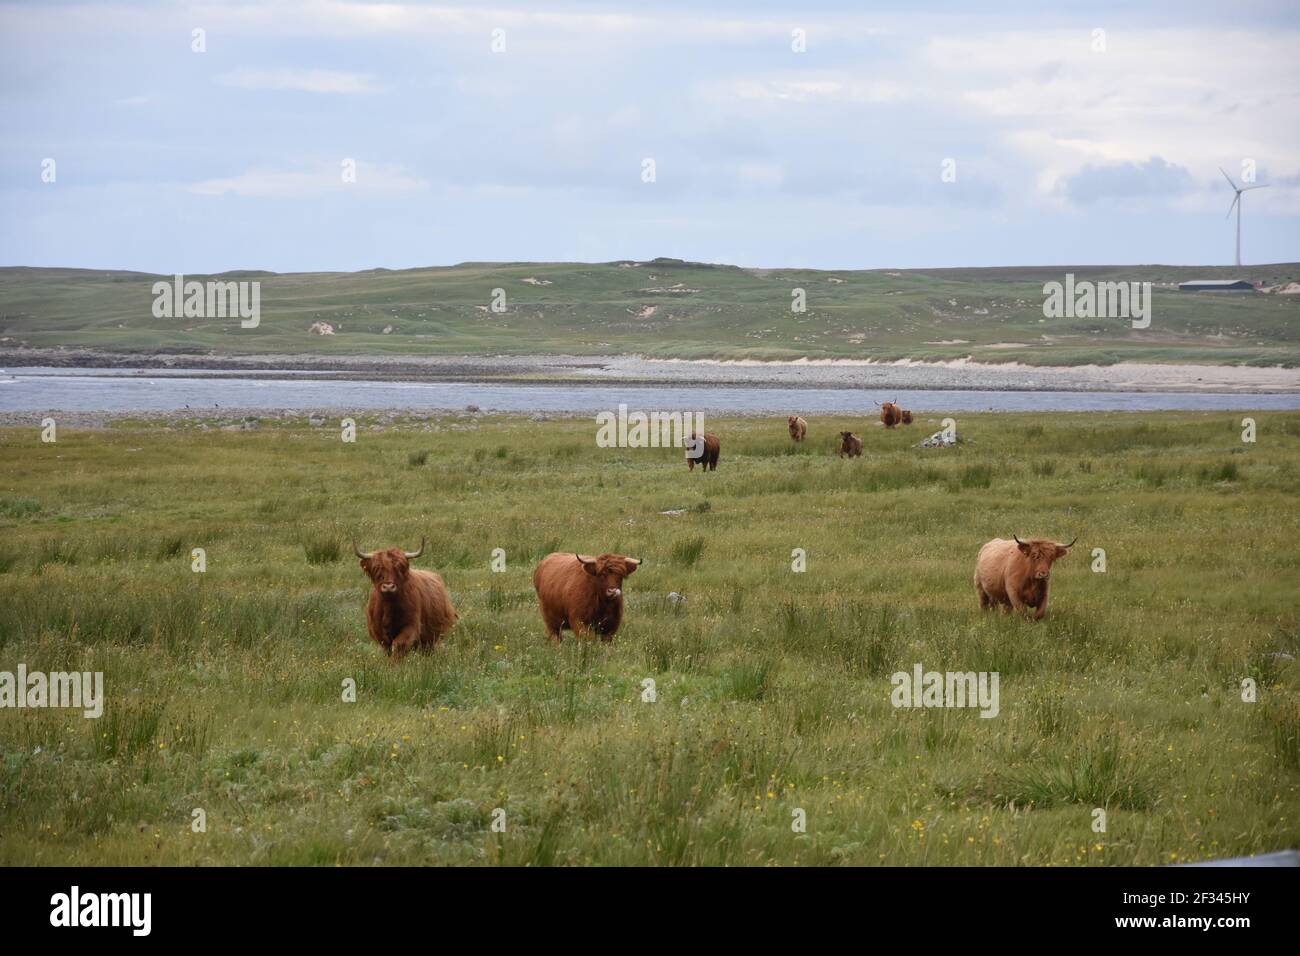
[1219, 167, 1268, 267]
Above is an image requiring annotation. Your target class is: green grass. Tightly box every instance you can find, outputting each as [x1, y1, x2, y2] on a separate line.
[2, 259, 1299, 365]
[0, 411, 1297, 865]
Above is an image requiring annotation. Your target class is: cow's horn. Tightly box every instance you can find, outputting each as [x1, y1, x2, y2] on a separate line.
[353, 538, 372, 559]
[1013, 534, 1025, 546]
[1061, 535, 1078, 548]
[404, 537, 425, 559]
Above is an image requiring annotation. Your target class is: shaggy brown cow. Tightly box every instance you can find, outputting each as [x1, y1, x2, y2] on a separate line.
[839, 431, 863, 458]
[880, 401, 903, 428]
[356, 537, 457, 658]
[533, 552, 642, 642]
[686, 432, 721, 471]
[974, 535, 1076, 621]
[788, 415, 807, 442]
[901, 410, 913, 425]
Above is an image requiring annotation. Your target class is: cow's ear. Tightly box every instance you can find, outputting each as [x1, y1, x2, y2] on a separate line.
[625, 558, 641, 575]
[575, 553, 598, 575]
[1015, 538, 1032, 554]
[1054, 544, 1072, 559]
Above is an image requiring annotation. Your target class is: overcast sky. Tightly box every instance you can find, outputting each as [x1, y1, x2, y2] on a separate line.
[1, 0, 1297, 272]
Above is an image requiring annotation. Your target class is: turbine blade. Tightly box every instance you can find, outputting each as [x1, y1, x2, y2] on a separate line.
[1218, 167, 1240, 191]
[1241, 184, 1269, 191]
[1226, 194, 1239, 219]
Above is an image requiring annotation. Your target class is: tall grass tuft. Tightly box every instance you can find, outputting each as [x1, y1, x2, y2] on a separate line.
[671, 535, 705, 567]
[303, 536, 342, 564]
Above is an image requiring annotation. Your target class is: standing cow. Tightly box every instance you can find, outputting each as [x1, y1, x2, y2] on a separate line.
[533, 552, 642, 642]
[686, 432, 721, 471]
[974, 535, 1076, 621]
[355, 537, 457, 658]
[788, 415, 807, 442]
[880, 401, 903, 428]
[839, 431, 863, 458]
[901, 410, 913, 425]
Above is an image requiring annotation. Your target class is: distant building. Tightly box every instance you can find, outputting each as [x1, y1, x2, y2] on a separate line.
[1177, 279, 1255, 291]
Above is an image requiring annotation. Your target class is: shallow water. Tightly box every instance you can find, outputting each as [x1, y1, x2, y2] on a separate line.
[2, 368, 1297, 413]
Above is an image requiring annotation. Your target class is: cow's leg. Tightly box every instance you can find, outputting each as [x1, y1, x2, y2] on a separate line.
[541, 611, 564, 643]
[977, 585, 992, 610]
[1033, 586, 1049, 621]
[389, 624, 421, 660]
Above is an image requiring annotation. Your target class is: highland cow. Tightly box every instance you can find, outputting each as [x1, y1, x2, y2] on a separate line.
[356, 538, 457, 658]
[880, 401, 903, 428]
[533, 552, 642, 642]
[788, 415, 807, 442]
[839, 431, 864, 458]
[686, 432, 721, 471]
[974, 535, 1076, 621]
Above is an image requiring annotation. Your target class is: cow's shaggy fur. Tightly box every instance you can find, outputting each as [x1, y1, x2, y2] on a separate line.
[687, 432, 721, 471]
[533, 552, 641, 642]
[788, 415, 807, 442]
[359, 547, 457, 658]
[839, 431, 863, 457]
[974, 536, 1074, 620]
[880, 402, 903, 428]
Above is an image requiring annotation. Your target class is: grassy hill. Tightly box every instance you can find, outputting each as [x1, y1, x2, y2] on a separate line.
[2, 259, 1299, 366]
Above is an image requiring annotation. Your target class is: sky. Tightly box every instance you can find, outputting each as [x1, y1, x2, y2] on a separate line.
[1, 0, 1298, 273]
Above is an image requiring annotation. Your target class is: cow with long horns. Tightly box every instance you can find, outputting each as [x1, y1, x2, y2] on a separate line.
[880, 401, 903, 428]
[355, 537, 457, 658]
[533, 551, 642, 643]
[974, 535, 1077, 621]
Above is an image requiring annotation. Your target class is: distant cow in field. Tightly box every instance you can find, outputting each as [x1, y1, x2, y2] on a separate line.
[901, 410, 913, 425]
[839, 431, 863, 458]
[356, 538, 457, 658]
[974, 535, 1076, 621]
[533, 551, 642, 642]
[788, 415, 807, 442]
[686, 432, 720, 471]
[880, 401, 903, 428]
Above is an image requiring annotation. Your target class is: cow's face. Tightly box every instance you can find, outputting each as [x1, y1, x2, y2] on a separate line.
[360, 549, 411, 594]
[1015, 537, 1072, 581]
[577, 553, 642, 599]
[840, 431, 855, 444]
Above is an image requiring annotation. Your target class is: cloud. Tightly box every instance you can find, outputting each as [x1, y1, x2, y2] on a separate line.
[188, 162, 428, 198]
[216, 68, 382, 93]
[1059, 156, 1194, 203]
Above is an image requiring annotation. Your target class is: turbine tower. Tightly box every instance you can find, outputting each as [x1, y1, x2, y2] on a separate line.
[1219, 167, 1268, 267]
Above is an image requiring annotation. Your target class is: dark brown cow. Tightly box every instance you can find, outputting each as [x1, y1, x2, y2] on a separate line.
[880, 401, 903, 428]
[787, 415, 807, 442]
[974, 535, 1076, 621]
[839, 431, 863, 458]
[901, 410, 913, 425]
[686, 432, 720, 471]
[356, 538, 457, 658]
[533, 552, 642, 642]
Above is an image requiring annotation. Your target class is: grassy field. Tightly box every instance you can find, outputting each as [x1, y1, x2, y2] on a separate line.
[1, 411, 1298, 865]
[3, 260, 1300, 366]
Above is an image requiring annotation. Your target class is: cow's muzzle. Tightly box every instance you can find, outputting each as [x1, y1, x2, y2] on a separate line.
[606, 587, 622, 599]
[380, 582, 397, 593]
